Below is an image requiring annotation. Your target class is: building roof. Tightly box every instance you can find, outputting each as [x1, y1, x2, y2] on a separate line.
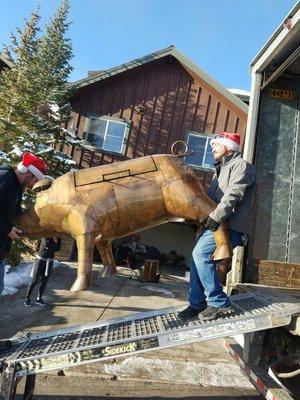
[0, 52, 12, 69]
[228, 88, 250, 103]
[70, 45, 248, 113]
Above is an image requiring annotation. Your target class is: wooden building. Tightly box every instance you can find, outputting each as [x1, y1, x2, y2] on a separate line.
[0, 52, 11, 73]
[61, 46, 248, 263]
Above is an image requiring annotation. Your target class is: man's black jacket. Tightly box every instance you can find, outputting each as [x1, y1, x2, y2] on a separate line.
[0, 167, 22, 259]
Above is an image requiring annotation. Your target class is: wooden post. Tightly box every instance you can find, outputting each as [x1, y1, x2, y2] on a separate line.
[225, 246, 244, 295]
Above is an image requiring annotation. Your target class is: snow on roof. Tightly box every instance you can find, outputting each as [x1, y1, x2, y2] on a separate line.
[228, 88, 250, 97]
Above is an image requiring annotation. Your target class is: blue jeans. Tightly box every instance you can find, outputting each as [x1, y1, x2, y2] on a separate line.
[0, 259, 5, 295]
[189, 228, 243, 309]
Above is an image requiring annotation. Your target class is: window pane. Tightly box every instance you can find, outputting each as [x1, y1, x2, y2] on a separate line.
[203, 147, 215, 168]
[88, 133, 104, 148]
[106, 121, 126, 138]
[103, 121, 126, 153]
[89, 117, 106, 135]
[185, 134, 206, 166]
[103, 135, 124, 152]
[87, 117, 106, 148]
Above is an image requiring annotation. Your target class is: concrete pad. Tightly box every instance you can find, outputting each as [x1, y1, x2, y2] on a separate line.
[0, 263, 255, 391]
[15, 374, 261, 399]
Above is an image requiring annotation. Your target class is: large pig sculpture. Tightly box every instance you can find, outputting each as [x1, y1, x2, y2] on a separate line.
[11, 154, 231, 291]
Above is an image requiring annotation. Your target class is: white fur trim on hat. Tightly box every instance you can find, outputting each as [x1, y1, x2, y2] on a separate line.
[210, 137, 240, 152]
[17, 162, 28, 174]
[17, 162, 45, 180]
[27, 164, 45, 180]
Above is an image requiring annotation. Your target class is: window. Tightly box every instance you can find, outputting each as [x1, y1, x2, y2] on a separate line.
[184, 132, 214, 169]
[84, 115, 130, 154]
[67, 115, 78, 138]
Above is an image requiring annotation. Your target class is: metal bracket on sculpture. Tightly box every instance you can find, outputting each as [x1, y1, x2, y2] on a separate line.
[171, 140, 194, 157]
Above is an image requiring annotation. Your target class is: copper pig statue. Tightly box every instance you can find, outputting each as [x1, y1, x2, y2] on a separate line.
[12, 155, 231, 291]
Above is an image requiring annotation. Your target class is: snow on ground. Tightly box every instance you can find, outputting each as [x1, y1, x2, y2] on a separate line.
[1, 261, 60, 296]
[140, 285, 175, 297]
[2, 263, 31, 296]
[102, 356, 253, 388]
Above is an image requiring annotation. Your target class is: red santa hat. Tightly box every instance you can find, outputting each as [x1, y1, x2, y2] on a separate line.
[210, 132, 240, 152]
[17, 152, 46, 180]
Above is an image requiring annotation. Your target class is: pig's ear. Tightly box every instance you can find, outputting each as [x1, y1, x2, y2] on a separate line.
[32, 178, 53, 193]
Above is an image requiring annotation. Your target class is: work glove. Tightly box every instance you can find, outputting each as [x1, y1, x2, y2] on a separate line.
[200, 216, 220, 232]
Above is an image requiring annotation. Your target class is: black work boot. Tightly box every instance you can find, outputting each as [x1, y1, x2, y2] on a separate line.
[24, 298, 32, 307]
[178, 305, 207, 319]
[0, 340, 12, 351]
[200, 305, 235, 321]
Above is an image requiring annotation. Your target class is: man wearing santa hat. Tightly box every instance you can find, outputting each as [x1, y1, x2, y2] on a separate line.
[0, 152, 46, 295]
[179, 132, 256, 321]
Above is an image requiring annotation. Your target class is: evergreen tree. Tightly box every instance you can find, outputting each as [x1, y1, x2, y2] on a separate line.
[0, 0, 75, 177]
[0, 10, 41, 149]
[0, 1, 75, 265]
[32, 0, 75, 176]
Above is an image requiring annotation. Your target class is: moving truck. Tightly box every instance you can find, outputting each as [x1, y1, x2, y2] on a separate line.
[225, 2, 300, 399]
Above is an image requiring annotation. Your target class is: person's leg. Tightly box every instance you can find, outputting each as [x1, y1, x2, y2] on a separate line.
[25, 261, 41, 306]
[188, 257, 207, 309]
[178, 256, 207, 318]
[200, 229, 244, 320]
[178, 230, 217, 319]
[192, 229, 230, 308]
[0, 259, 5, 295]
[36, 260, 52, 306]
[179, 229, 244, 320]
[37, 277, 48, 301]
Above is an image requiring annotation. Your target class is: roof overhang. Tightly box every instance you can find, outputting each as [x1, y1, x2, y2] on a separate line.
[69, 46, 248, 114]
[250, 1, 300, 80]
[0, 54, 12, 69]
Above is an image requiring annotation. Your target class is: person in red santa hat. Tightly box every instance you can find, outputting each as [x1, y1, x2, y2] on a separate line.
[179, 132, 256, 321]
[0, 152, 46, 296]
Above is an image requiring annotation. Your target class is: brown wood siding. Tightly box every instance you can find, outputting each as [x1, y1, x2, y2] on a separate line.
[253, 259, 300, 288]
[67, 56, 247, 170]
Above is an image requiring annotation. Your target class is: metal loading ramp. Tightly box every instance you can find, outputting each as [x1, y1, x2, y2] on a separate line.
[1, 289, 299, 399]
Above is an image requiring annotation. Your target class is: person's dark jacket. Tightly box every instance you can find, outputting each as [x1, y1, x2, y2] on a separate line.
[38, 237, 62, 259]
[0, 167, 22, 259]
[207, 152, 256, 234]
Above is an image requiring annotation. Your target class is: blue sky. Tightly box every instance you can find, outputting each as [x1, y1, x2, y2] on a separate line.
[0, 0, 297, 90]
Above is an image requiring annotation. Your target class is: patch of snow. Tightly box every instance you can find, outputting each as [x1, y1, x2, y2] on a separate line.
[53, 153, 76, 165]
[0, 151, 11, 162]
[37, 146, 53, 155]
[10, 144, 22, 156]
[23, 141, 34, 149]
[140, 286, 175, 297]
[102, 356, 253, 388]
[50, 103, 60, 120]
[1, 260, 61, 297]
[2, 263, 31, 296]
[68, 138, 82, 144]
[64, 159, 76, 165]
[228, 88, 250, 96]
[65, 127, 77, 138]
